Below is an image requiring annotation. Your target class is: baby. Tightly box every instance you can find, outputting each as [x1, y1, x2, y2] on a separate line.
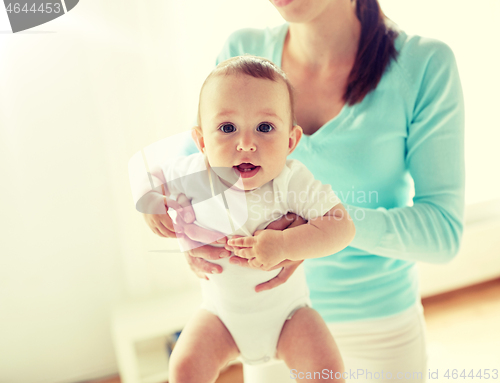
[140, 56, 355, 383]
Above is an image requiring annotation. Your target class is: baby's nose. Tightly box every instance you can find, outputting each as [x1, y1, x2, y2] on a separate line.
[237, 135, 256, 152]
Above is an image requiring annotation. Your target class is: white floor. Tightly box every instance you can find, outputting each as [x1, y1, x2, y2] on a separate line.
[424, 280, 500, 382]
[94, 279, 500, 383]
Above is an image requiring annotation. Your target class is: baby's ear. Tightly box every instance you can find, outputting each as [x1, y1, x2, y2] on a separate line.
[288, 125, 303, 154]
[191, 126, 205, 153]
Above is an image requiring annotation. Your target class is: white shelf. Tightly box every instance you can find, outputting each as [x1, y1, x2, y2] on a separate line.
[135, 336, 171, 383]
[111, 289, 202, 383]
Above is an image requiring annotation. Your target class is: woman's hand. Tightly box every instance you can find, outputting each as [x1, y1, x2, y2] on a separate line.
[230, 256, 304, 292]
[227, 212, 307, 292]
[181, 230, 231, 280]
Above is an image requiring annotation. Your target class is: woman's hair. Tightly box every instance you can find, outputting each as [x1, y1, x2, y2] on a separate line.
[197, 55, 295, 127]
[345, 0, 399, 105]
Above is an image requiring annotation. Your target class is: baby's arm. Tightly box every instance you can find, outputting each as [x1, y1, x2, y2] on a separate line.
[129, 150, 190, 238]
[139, 187, 193, 238]
[134, 153, 230, 257]
[135, 167, 194, 239]
[283, 202, 355, 261]
[228, 203, 355, 269]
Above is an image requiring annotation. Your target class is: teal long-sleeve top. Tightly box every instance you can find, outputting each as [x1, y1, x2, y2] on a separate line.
[184, 24, 465, 322]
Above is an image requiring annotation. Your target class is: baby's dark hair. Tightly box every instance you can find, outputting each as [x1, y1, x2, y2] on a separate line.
[197, 55, 295, 127]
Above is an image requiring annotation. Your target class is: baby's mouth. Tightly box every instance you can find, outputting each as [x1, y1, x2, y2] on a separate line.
[234, 163, 258, 172]
[233, 163, 261, 179]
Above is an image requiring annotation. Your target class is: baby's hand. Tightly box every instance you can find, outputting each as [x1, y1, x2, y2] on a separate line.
[141, 192, 195, 238]
[227, 230, 286, 269]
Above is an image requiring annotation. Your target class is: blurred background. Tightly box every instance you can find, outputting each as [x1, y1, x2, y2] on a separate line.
[0, 1, 499, 383]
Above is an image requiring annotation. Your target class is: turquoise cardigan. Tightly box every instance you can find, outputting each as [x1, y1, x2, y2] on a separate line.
[184, 24, 465, 322]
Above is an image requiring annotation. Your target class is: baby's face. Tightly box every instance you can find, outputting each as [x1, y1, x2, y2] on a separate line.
[196, 74, 301, 191]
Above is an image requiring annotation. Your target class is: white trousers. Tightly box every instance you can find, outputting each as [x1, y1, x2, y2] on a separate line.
[243, 302, 428, 383]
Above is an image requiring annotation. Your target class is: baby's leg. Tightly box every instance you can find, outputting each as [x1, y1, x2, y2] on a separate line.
[276, 307, 345, 383]
[169, 309, 239, 383]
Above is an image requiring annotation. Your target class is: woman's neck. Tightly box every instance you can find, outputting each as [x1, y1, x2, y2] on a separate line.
[285, 1, 361, 70]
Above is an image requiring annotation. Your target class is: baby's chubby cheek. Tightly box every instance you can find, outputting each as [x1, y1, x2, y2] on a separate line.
[206, 155, 241, 186]
[204, 147, 229, 167]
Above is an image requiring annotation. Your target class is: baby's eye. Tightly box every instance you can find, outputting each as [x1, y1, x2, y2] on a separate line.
[257, 123, 273, 133]
[219, 123, 236, 133]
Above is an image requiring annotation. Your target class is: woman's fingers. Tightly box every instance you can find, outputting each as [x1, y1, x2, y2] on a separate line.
[255, 260, 303, 292]
[264, 212, 308, 231]
[183, 223, 227, 245]
[287, 214, 307, 228]
[187, 241, 231, 261]
[228, 255, 250, 267]
[255, 268, 289, 292]
[184, 253, 219, 279]
[249, 258, 263, 268]
[263, 258, 299, 271]
[265, 212, 298, 231]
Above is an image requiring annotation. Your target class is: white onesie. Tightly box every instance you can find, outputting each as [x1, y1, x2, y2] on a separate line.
[161, 153, 340, 365]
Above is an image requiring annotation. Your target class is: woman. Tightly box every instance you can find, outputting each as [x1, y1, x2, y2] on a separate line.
[141, 0, 464, 381]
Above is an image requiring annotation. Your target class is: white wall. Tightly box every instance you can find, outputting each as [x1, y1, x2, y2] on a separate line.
[0, 1, 498, 383]
[0, 2, 283, 383]
[419, 200, 500, 297]
[379, 0, 500, 205]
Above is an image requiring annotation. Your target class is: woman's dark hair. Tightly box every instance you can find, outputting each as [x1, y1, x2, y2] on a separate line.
[345, 0, 399, 105]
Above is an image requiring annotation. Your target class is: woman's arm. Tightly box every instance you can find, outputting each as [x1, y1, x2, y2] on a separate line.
[349, 43, 465, 264]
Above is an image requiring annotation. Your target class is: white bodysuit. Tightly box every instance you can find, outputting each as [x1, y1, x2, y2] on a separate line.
[161, 153, 340, 364]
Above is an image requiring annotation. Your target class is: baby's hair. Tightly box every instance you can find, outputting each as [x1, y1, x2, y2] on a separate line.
[197, 55, 296, 127]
